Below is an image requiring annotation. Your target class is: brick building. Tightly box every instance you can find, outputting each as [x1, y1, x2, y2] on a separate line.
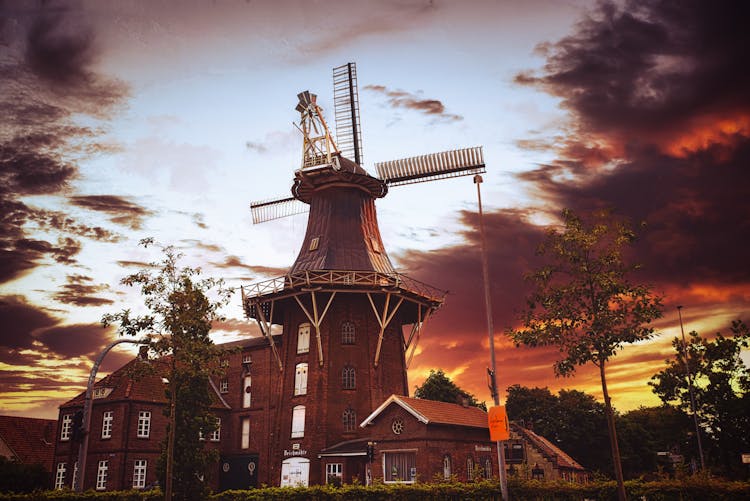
[0, 415, 56, 477]
[53, 83, 587, 491]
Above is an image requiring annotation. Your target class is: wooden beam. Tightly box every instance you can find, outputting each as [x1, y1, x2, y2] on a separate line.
[368, 292, 405, 367]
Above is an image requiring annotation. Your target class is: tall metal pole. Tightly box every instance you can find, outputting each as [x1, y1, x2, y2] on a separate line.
[677, 306, 706, 471]
[474, 174, 508, 500]
[76, 338, 149, 492]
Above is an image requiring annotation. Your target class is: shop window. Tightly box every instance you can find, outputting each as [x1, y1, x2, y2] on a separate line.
[383, 451, 417, 483]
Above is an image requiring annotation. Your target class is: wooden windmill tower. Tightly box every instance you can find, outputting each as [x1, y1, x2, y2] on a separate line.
[242, 63, 485, 486]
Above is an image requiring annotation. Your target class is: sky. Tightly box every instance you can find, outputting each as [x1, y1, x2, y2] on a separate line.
[1, 0, 748, 420]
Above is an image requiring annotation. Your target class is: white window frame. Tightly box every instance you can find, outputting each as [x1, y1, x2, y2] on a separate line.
[60, 414, 72, 441]
[72, 461, 79, 491]
[210, 418, 221, 442]
[54, 462, 66, 489]
[326, 463, 343, 485]
[467, 456, 474, 481]
[291, 405, 305, 438]
[243, 375, 252, 408]
[219, 379, 228, 393]
[137, 410, 151, 438]
[133, 459, 147, 489]
[297, 323, 310, 354]
[96, 460, 108, 490]
[242, 353, 252, 364]
[342, 407, 356, 432]
[294, 363, 308, 396]
[101, 410, 113, 439]
[241, 417, 250, 449]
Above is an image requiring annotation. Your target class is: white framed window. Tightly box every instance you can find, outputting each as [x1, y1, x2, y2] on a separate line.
[219, 379, 228, 393]
[443, 455, 452, 480]
[243, 375, 252, 408]
[137, 411, 151, 438]
[383, 451, 417, 483]
[297, 323, 310, 354]
[220, 359, 229, 367]
[341, 321, 355, 344]
[72, 462, 79, 491]
[342, 366, 356, 389]
[242, 353, 252, 364]
[54, 462, 66, 489]
[326, 463, 343, 486]
[101, 411, 113, 439]
[342, 407, 356, 432]
[241, 417, 250, 449]
[96, 460, 108, 490]
[466, 457, 474, 481]
[294, 363, 308, 396]
[60, 414, 72, 441]
[210, 418, 221, 442]
[291, 405, 305, 438]
[133, 459, 147, 489]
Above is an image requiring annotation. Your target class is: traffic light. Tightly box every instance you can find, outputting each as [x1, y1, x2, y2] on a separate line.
[71, 410, 85, 442]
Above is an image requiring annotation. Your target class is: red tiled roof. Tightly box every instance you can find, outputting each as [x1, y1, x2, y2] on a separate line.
[0, 415, 56, 471]
[362, 395, 489, 429]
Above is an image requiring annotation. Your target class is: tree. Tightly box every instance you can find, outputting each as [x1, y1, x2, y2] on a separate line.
[650, 320, 750, 478]
[414, 369, 486, 410]
[102, 239, 231, 500]
[507, 209, 663, 501]
[505, 385, 611, 474]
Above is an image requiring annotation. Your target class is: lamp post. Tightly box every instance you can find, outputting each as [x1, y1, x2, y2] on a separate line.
[677, 306, 706, 472]
[76, 338, 149, 492]
[474, 174, 508, 501]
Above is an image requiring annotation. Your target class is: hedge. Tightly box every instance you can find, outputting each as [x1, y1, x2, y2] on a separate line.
[1, 478, 748, 500]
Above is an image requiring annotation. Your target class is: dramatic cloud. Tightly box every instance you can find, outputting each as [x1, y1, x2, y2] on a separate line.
[69, 195, 153, 230]
[364, 85, 463, 122]
[211, 255, 288, 277]
[0, 2, 128, 284]
[52, 274, 114, 307]
[0, 295, 59, 352]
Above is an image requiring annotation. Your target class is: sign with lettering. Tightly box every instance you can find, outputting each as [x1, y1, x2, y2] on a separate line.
[488, 405, 510, 441]
[284, 449, 307, 457]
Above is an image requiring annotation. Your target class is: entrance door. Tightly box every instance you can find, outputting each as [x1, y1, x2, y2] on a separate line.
[280, 457, 310, 487]
[219, 455, 259, 491]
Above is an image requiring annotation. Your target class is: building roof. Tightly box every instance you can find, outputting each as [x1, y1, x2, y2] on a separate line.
[0, 415, 56, 470]
[360, 395, 489, 429]
[512, 423, 586, 471]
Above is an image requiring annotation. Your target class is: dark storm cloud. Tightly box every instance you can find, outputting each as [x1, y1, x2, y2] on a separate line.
[0, 295, 59, 351]
[52, 274, 114, 307]
[35, 323, 112, 359]
[68, 195, 153, 230]
[512, 0, 750, 288]
[364, 85, 463, 122]
[0, 1, 129, 284]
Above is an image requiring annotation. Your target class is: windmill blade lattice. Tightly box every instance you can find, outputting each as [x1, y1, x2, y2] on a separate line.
[250, 196, 308, 224]
[375, 146, 486, 186]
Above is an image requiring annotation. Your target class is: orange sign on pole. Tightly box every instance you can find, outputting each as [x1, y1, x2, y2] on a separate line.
[488, 405, 510, 441]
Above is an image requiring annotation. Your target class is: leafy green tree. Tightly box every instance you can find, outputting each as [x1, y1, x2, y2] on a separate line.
[414, 369, 486, 410]
[650, 320, 750, 478]
[507, 209, 663, 501]
[0, 456, 50, 493]
[103, 239, 231, 500]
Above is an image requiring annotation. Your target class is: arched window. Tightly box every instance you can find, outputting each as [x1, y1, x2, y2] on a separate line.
[466, 457, 474, 481]
[341, 321, 355, 344]
[297, 323, 310, 354]
[341, 366, 355, 389]
[291, 405, 305, 438]
[443, 455, 452, 480]
[342, 407, 356, 432]
[294, 363, 308, 395]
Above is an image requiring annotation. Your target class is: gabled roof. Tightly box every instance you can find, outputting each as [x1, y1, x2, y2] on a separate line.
[61, 355, 230, 410]
[360, 395, 489, 429]
[0, 415, 56, 470]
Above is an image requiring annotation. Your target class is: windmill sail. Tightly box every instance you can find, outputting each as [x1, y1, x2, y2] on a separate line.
[250, 196, 308, 224]
[332, 63, 363, 166]
[375, 146, 486, 186]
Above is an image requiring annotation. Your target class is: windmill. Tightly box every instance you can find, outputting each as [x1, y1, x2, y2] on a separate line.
[241, 62, 486, 486]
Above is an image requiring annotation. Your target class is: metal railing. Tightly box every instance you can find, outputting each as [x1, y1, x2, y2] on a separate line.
[242, 270, 446, 303]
